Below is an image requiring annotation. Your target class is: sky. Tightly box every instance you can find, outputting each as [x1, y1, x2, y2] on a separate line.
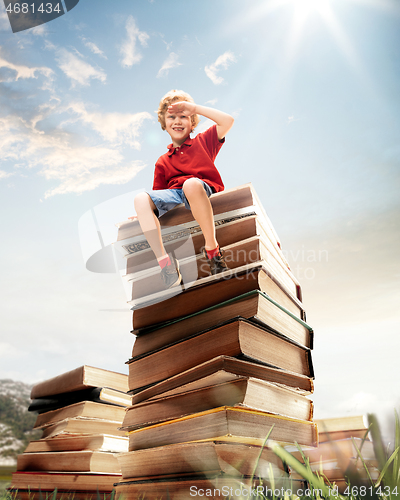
[0, 0, 399, 440]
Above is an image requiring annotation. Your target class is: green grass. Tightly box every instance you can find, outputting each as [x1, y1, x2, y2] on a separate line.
[0, 489, 117, 500]
[0, 466, 15, 496]
[262, 411, 400, 500]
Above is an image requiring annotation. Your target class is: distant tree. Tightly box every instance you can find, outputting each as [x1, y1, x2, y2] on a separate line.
[0, 394, 41, 458]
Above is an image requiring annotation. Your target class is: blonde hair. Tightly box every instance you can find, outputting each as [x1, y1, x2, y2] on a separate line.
[157, 89, 200, 131]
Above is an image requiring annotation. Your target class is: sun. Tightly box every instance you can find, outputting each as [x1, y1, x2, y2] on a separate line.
[292, 0, 332, 18]
[287, 0, 336, 53]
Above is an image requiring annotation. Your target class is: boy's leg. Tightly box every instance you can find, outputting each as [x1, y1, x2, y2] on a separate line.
[182, 178, 218, 251]
[134, 191, 182, 288]
[182, 178, 228, 275]
[134, 192, 167, 260]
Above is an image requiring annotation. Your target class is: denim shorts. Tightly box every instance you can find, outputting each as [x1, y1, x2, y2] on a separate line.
[147, 178, 214, 218]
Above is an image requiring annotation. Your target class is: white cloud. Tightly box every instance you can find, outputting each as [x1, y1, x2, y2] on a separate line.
[0, 169, 13, 179]
[157, 52, 182, 78]
[0, 50, 53, 81]
[205, 98, 218, 106]
[30, 24, 48, 36]
[38, 147, 146, 198]
[288, 115, 300, 124]
[161, 37, 173, 52]
[0, 104, 150, 196]
[81, 36, 107, 59]
[44, 39, 57, 51]
[0, 114, 32, 160]
[63, 102, 153, 149]
[205, 51, 236, 85]
[0, 342, 20, 358]
[194, 118, 214, 135]
[120, 16, 149, 67]
[56, 48, 106, 86]
[0, 37, 150, 197]
[0, 10, 9, 31]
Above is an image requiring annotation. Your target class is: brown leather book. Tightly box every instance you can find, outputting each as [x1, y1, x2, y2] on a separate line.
[129, 236, 301, 305]
[122, 377, 313, 431]
[117, 441, 284, 479]
[16, 450, 120, 474]
[132, 290, 312, 358]
[130, 356, 313, 404]
[128, 406, 318, 451]
[30, 366, 128, 399]
[10, 471, 120, 493]
[131, 264, 307, 329]
[128, 318, 313, 392]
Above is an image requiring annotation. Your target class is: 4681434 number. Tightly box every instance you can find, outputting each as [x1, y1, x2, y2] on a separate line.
[6, 3, 62, 14]
[344, 485, 398, 497]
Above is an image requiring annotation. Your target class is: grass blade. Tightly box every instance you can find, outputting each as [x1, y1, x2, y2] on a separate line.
[351, 436, 375, 486]
[250, 426, 275, 485]
[394, 410, 400, 485]
[267, 440, 340, 499]
[375, 447, 399, 488]
[368, 414, 388, 472]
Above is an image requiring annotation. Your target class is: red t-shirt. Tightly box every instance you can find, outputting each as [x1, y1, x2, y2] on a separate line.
[152, 124, 225, 192]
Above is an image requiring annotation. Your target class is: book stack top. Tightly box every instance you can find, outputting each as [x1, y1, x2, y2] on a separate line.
[9, 366, 131, 497]
[114, 183, 302, 312]
[113, 183, 318, 496]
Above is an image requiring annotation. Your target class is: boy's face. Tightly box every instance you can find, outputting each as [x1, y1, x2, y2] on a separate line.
[164, 109, 192, 147]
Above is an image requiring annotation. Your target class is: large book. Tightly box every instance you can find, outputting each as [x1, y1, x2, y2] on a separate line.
[128, 236, 302, 306]
[115, 475, 304, 500]
[315, 415, 369, 442]
[117, 441, 284, 479]
[116, 184, 283, 254]
[16, 451, 120, 474]
[130, 263, 305, 323]
[8, 490, 115, 500]
[10, 471, 120, 493]
[40, 418, 127, 439]
[121, 377, 313, 430]
[128, 406, 318, 451]
[130, 356, 313, 404]
[29, 386, 132, 413]
[127, 318, 313, 392]
[289, 437, 375, 466]
[132, 265, 308, 333]
[24, 434, 128, 453]
[33, 401, 126, 430]
[30, 365, 129, 399]
[124, 213, 299, 299]
[132, 290, 313, 358]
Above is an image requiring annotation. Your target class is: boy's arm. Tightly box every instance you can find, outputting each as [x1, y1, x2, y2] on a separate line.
[168, 101, 234, 140]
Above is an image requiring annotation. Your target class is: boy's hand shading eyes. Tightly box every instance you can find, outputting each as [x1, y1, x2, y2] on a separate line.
[167, 101, 196, 116]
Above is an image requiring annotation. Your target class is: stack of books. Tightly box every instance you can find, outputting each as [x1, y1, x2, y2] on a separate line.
[9, 366, 131, 499]
[113, 184, 317, 499]
[289, 415, 378, 492]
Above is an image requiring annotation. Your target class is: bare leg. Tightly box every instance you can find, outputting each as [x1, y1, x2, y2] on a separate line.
[134, 192, 167, 260]
[182, 178, 218, 250]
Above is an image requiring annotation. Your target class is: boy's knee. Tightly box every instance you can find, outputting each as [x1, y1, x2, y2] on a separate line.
[134, 192, 152, 211]
[182, 178, 204, 198]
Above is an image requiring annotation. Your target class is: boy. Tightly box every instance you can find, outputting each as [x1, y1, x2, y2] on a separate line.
[133, 89, 234, 289]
